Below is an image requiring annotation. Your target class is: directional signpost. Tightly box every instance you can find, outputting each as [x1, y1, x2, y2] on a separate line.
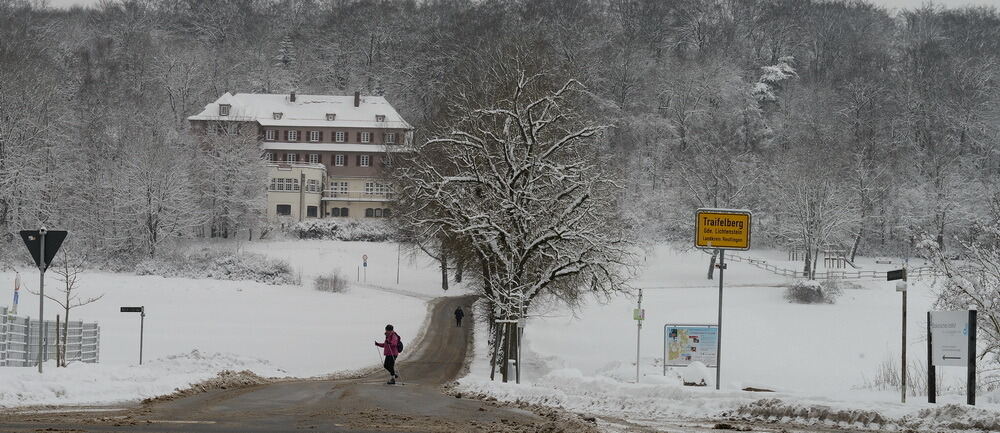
[928, 310, 977, 405]
[19, 228, 68, 373]
[887, 268, 907, 403]
[120, 306, 146, 365]
[695, 208, 752, 390]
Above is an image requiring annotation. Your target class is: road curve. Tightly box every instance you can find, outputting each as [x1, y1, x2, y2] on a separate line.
[0, 295, 572, 433]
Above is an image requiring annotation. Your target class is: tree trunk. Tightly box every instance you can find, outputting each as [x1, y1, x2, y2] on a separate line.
[804, 246, 813, 279]
[440, 249, 449, 291]
[455, 255, 464, 283]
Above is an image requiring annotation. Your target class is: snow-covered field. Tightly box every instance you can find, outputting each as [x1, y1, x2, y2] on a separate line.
[458, 245, 1000, 431]
[0, 239, 452, 407]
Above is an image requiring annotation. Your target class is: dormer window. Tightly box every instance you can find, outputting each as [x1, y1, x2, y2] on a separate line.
[219, 104, 231, 116]
[375, 114, 386, 122]
[326, 113, 336, 121]
[273, 112, 283, 120]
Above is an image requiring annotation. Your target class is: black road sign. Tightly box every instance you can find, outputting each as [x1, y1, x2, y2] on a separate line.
[20, 230, 68, 271]
[887, 268, 907, 281]
[120, 306, 144, 313]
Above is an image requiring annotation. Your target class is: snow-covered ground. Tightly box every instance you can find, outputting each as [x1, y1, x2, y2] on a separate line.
[457, 245, 1000, 431]
[0, 239, 453, 407]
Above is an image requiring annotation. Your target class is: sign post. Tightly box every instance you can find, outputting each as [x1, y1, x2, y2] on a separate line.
[362, 254, 368, 283]
[120, 306, 145, 365]
[695, 209, 751, 390]
[19, 228, 68, 373]
[635, 288, 643, 383]
[11, 272, 20, 315]
[887, 268, 907, 403]
[928, 310, 977, 405]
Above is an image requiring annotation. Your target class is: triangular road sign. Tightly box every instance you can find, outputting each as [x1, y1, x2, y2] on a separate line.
[20, 230, 68, 271]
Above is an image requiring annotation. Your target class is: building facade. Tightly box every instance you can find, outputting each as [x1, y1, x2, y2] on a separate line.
[188, 91, 413, 221]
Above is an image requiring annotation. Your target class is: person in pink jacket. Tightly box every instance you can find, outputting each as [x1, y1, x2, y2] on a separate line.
[375, 324, 401, 384]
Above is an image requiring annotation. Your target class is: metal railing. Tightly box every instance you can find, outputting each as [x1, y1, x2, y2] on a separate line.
[322, 190, 395, 201]
[703, 250, 940, 281]
[0, 306, 100, 367]
[266, 161, 326, 170]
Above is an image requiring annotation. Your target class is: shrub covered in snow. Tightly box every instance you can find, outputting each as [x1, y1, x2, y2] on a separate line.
[783, 279, 842, 304]
[135, 249, 296, 285]
[289, 219, 396, 242]
[314, 271, 347, 293]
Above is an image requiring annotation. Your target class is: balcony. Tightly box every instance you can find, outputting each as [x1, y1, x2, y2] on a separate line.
[322, 190, 395, 202]
[266, 161, 325, 170]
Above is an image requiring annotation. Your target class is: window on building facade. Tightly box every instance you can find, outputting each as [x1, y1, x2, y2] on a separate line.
[329, 181, 348, 196]
[361, 132, 371, 143]
[219, 104, 231, 116]
[365, 208, 374, 217]
[335, 131, 345, 142]
[264, 152, 273, 162]
[335, 154, 345, 166]
[288, 130, 299, 141]
[331, 207, 341, 217]
[326, 113, 336, 121]
[341, 207, 349, 217]
[308, 153, 319, 164]
[307, 206, 318, 217]
[383, 208, 392, 218]
[276, 204, 292, 216]
[374, 208, 382, 217]
[269, 178, 300, 192]
[309, 131, 320, 142]
[286, 153, 297, 163]
[273, 112, 283, 120]
[376, 115, 385, 122]
[360, 155, 370, 167]
[385, 133, 396, 144]
[306, 179, 320, 192]
[265, 129, 276, 141]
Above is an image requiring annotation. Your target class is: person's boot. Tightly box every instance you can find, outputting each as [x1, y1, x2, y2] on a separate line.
[387, 377, 396, 385]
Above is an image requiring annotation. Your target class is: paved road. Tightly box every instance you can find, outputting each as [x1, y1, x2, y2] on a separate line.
[0, 296, 585, 433]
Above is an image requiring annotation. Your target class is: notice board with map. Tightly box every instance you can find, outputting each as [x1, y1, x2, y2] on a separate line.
[664, 325, 719, 367]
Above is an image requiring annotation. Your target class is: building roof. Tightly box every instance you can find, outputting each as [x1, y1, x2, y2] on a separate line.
[261, 142, 411, 153]
[187, 92, 413, 130]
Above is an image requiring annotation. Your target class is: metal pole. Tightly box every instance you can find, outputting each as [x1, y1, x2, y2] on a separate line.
[968, 309, 977, 405]
[636, 288, 642, 383]
[139, 308, 145, 365]
[396, 243, 400, 284]
[716, 249, 724, 390]
[901, 288, 907, 403]
[928, 311, 936, 403]
[37, 230, 45, 374]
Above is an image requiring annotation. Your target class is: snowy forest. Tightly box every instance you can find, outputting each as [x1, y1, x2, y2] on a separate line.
[1, 0, 999, 270]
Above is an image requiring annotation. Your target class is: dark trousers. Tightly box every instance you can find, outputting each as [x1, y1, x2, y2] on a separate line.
[456, 317, 463, 327]
[384, 355, 397, 377]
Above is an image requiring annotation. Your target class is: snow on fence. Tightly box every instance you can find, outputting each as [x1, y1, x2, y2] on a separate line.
[709, 251, 938, 281]
[0, 306, 100, 367]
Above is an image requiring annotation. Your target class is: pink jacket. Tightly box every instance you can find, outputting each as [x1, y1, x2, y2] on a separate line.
[375, 331, 400, 356]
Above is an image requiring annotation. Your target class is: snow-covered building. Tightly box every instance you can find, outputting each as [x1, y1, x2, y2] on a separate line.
[188, 91, 413, 221]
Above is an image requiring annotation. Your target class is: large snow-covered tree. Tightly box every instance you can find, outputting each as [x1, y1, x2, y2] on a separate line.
[397, 67, 635, 381]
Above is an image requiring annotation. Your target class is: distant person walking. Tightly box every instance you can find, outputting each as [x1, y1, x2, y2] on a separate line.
[375, 324, 401, 384]
[454, 307, 465, 327]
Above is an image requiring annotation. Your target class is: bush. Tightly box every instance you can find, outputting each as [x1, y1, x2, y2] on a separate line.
[784, 279, 842, 304]
[135, 249, 297, 285]
[289, 219, 396, 242]
[314, 271, 348, 293]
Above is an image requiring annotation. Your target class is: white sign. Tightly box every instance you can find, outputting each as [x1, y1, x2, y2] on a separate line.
[930, 310, 970, 367]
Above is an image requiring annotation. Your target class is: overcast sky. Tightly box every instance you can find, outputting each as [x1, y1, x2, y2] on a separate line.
[38, 0, 1000, 10]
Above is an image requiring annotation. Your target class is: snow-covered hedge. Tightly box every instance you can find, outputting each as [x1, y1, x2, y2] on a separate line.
[135, 249, 297, 285]
[783, 279, 842, 304]
[289, 219, 396, 242]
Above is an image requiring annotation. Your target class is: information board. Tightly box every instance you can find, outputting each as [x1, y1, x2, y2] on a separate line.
[664, 325, 719, 367]
[930, 310, 971, 367]
[695, 209, 752, 250]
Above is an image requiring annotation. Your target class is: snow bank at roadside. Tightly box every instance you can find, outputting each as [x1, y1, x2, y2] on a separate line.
[0, 350, 287, 408]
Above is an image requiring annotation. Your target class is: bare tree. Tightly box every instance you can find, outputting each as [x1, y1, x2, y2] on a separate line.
[397, 67, 636, 381]
[30, 249, 103, 367]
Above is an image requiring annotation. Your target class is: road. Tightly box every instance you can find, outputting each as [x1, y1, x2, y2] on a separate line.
[0, 296, 596, 433]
